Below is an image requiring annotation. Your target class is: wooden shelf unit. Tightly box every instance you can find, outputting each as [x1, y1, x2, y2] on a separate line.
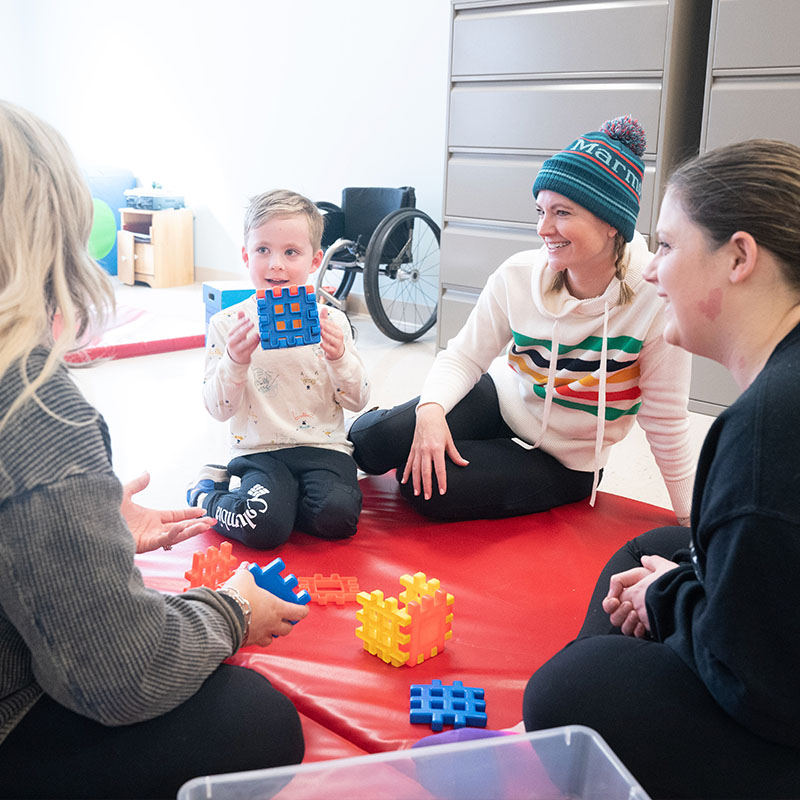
[117, 206, 194, 288]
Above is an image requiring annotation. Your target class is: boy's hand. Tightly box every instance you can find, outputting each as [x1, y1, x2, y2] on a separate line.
[227, 311, 260, 364]
[319, 306, 344, 360]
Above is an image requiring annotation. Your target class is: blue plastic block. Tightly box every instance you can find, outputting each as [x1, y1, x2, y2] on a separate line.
[249, 558, 312, 613]
[256, 284, 320, 350]
[410, 679, 487, 731]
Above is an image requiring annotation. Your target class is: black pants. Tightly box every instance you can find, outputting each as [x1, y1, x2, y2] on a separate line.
[0, 665, 303, 800]
[348, 374, 595, 520]
[203, 446, 362, 549]
[523, 527, 800, 799]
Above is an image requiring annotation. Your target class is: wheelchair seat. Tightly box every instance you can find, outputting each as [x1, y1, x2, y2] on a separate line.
[321, 186, 415, 252]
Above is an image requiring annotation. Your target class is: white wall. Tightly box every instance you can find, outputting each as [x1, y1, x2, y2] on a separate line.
[0, 0, 451, 278]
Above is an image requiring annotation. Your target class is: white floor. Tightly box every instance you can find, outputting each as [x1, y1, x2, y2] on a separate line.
[72, 280, 715, 514]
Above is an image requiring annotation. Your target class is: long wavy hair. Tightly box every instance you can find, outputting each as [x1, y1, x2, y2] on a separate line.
[0, 101, 114, 432]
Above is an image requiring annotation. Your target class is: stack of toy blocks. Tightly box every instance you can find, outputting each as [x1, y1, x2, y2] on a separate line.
[356, 572, 454, 667]
[256, 284, 320, 349]
[184, 541, 238, 590]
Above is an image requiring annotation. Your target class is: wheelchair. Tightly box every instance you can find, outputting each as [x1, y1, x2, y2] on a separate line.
[314, 186, 440, 342]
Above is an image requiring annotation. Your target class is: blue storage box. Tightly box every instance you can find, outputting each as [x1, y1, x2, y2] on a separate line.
[203, 281, 256, 330]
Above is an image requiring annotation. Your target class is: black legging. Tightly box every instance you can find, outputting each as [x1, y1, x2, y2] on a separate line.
[348, 374, 595, 520]
[523, 527, 800, 799]
[0, 665, 304, 800]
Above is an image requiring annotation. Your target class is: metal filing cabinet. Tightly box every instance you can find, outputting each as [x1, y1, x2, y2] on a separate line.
[689, 0, 800, 414]
[438, 0, 712, 349]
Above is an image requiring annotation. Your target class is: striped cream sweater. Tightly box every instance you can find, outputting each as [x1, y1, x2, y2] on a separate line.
[420, 233, 695, 518]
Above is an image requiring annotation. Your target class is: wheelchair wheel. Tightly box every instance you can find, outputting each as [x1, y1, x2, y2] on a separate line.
[314, 238, 358, 310]
[363, 208, 440, 342]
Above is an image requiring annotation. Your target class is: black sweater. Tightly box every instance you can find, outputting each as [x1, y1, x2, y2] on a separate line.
[647, 323, 800, 749]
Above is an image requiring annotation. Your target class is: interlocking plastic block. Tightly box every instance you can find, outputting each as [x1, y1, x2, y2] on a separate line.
[184, 541, 238, 590]
[249, 558, 312, 609]
[400, 573, 454, 666]
[256, 284, 320, 349]
[297, 574, 361, 605]
[410, 679, 487, 732]
[356, 590, 413, 667]
[356, 572, 454, 667]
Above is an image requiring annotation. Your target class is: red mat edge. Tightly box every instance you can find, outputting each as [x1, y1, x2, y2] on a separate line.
[65, 334, 205, 363]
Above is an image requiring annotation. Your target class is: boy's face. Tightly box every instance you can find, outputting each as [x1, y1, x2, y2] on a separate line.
[242, 214, 323, 291]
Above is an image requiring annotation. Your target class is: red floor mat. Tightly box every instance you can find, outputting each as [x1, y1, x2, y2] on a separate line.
[137, 474, 673, 761]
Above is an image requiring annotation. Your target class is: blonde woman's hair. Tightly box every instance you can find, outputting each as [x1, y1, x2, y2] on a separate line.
[243, 189, 324, 252]
[0, 100, 114, 431]
[548, 231, 633, 304]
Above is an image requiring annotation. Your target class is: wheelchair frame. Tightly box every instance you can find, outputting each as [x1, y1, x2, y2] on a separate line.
[314, 187, 441, 342]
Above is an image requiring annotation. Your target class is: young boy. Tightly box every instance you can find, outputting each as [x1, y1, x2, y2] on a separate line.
[188, 189, 370, 548]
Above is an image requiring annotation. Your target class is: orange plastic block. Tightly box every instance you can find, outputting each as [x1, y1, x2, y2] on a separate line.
[400, 573, 454, 666]
[184, 541, 238, 590]
[297, 574, 360, 605]
[355, 572, 454, 668]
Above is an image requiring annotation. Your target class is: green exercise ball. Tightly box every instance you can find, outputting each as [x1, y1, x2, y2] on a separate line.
[88, 198, 117, 261]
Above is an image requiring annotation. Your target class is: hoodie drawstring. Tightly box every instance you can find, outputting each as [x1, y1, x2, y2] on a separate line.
[589, 301, 610, 506]
[533, 319, 559, 449]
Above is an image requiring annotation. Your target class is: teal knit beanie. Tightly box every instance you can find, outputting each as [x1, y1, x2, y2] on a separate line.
[532, 116, 646, 242]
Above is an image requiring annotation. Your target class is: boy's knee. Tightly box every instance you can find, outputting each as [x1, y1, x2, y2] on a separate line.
[300, 484, 361, 539]
[211, 495, 295, 550]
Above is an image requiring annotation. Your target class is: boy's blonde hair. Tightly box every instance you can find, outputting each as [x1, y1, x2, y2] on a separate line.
[243, 189, 324, 252]
[0, 101, 114, 432]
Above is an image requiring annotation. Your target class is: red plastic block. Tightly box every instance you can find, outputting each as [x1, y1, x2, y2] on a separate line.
[297, 573, 361, 605]
[184, 541, 238, 590]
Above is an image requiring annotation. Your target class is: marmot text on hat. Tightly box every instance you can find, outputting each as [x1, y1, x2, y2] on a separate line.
[533, 115, 646, 242]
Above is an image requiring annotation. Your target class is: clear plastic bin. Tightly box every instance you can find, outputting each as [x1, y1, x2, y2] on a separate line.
[177, 725, 651, 800]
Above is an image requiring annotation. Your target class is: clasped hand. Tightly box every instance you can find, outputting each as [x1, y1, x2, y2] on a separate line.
[122, 472, 216, 554]
[602, 554, 678, 638]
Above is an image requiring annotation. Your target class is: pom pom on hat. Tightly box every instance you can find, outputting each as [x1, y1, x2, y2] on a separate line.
[533, 115, 647, 241]
[600, 115, 646, 157]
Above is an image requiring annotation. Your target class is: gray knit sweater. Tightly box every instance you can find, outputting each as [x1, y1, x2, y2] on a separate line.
[0, 350, 244, 745]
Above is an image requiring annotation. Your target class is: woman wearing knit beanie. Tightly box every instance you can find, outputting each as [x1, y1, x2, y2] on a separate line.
[349, 116, 694, 524]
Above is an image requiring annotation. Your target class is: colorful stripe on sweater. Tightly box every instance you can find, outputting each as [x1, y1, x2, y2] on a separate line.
[508, 331, 643, 420]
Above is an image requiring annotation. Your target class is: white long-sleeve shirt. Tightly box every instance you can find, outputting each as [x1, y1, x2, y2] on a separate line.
[420, 233, 695, 518]
[204, 296, 370, 458]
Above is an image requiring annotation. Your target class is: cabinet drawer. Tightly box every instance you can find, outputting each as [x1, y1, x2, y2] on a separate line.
[438, 287, 481, 349]
[452, 1, 669, 77]
[441, 221, 539, 290]
[689, 354, 740, 415]
[705, 77, 800, 149]
[712, 0, 800, 70]
[445, 153, 658, 237]
[133, 242, 155, 276]
[448, 81, 662, 152]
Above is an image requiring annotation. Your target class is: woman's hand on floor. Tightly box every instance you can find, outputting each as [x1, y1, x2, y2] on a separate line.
[401, 402, 469, 500]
